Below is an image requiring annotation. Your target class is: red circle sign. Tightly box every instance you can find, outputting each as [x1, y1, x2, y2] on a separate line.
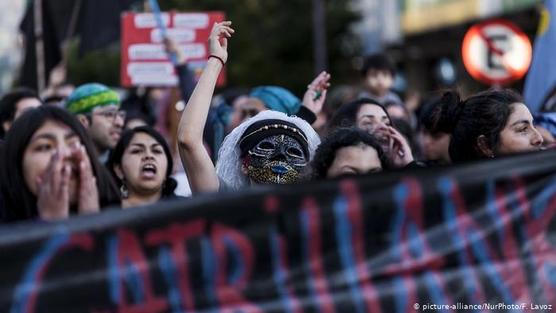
[462, 19, 532, 85]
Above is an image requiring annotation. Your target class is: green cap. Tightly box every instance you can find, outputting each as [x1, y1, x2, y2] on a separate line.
[65, 83, 120, 114]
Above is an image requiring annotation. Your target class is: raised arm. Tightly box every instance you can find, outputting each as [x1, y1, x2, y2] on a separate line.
[177, 21, 234, 194]
[163, 37, 196, 103]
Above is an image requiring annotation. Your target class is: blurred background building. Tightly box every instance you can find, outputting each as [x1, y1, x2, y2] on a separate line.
[0, 0, 545, 98]
[0, 1, 26, 94]
[354, 0, 541, 96]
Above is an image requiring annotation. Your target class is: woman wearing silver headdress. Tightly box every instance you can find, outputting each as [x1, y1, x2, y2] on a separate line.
[177, 21, 324, 194]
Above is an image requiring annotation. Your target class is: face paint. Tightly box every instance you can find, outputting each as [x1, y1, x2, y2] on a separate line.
[245, 134, 307, 184]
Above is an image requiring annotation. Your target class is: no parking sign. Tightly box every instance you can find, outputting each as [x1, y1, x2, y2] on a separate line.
[462, 20, 532, 85]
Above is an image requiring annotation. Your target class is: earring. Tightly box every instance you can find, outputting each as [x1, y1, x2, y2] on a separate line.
[120, 184, 129, 199]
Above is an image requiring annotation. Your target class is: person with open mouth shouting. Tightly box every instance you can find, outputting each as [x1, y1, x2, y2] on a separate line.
[108, 126, 179, 208]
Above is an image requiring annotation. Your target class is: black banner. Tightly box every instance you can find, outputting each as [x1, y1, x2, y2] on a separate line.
[1, 150, 556, 312]
[19, 0, 140, 90]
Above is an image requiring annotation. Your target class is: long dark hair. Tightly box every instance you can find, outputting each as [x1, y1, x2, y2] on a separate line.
[0, 106, 120, 221]
[437, 89, 522, 163]
[419, 95, 453, 135]
[327, 98, 392, 131]
[107, 126, 177, 198]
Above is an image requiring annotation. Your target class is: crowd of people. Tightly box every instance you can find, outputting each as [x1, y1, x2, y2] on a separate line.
[0, 20, 551, 222]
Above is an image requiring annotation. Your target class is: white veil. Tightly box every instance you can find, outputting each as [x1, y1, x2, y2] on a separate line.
[215, 110, 321, 190]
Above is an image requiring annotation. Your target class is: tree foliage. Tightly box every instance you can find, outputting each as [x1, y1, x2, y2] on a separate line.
[68, 0, 361, 94]
[67, 41, 121, 87]
[162, 0, 361, 94]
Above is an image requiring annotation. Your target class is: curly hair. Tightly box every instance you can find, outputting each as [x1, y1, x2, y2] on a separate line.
[308, 127, 388, 180]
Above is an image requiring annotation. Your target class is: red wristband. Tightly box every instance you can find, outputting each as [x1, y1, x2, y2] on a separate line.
[209, 55, 225, 66]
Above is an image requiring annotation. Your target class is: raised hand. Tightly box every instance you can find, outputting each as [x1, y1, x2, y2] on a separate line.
[302, 71, 331, 114]
[208, 21, 235, 64]
[71, 145, 100, 215]
[387, 126, 414, 167]
[177, 21, 236, 194]
[36, 151, 70, 221]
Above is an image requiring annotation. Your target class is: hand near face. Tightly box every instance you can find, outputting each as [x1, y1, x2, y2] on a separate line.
[71, 145, 100, 215]
[302, 71, 331, 115]
[208, 21, 234, 64]
[387, 126, 414, 167]
[36, 151, 70, 221]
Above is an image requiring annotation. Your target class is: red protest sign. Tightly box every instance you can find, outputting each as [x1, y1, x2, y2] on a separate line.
[121, 11, 225, 87]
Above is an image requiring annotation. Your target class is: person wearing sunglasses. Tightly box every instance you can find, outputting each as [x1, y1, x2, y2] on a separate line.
[65, 83, 126, 163]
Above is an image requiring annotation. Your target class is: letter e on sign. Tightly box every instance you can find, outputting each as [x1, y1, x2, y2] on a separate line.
[462, 19, 532, 85]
